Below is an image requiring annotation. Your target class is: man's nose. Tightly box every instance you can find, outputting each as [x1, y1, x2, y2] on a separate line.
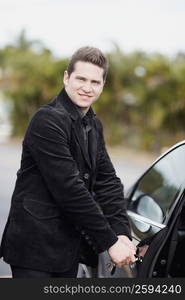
[82, 82, 92, 93]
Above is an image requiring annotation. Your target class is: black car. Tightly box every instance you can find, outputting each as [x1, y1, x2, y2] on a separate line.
[79, 140, 185, 278]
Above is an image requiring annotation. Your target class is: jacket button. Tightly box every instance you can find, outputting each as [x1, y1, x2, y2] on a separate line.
[84, 173, 89, 180]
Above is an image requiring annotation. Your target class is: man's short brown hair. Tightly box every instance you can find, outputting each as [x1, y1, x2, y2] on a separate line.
[67, 46, 109, 81]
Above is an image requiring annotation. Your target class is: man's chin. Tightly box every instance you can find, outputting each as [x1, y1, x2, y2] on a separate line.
[77, 100, 92, 107]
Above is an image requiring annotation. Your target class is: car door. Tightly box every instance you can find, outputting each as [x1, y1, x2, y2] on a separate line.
[126, 141, 185, 278]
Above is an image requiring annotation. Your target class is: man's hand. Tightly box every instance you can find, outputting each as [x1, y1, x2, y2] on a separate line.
[108, 238, 136, 268]
[117, 235, 136, 252]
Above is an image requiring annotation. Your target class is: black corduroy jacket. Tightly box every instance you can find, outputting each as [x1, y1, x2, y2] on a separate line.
[0, 88, 131, 272]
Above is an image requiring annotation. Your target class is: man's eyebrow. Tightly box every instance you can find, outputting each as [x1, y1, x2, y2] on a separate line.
[91, 79, 101, 84]
[75, 75, 101, 84]
[75, 75, 86, 79]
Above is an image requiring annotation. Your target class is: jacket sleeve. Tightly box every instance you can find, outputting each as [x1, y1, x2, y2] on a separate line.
[24, 107, 118, 253]
[93, 119, 132, 239]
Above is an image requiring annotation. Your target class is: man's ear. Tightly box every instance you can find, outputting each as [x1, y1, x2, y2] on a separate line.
[63, 70, 69, 86]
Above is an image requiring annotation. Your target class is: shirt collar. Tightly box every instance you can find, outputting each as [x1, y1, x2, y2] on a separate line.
[75, 104, 89, 119]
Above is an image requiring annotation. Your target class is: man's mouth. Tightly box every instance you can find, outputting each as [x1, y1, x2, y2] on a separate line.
[78, 93, 92, 98]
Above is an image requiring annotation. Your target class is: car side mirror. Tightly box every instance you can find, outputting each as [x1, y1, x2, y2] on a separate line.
[130, 194, 164, 223]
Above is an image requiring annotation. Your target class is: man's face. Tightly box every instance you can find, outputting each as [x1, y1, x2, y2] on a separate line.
[63, 61, 105, 113]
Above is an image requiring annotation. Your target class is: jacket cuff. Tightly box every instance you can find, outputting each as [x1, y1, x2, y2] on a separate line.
[95, 228, 118, 253]
[81, 226, 118, 254]
[110, 221, 132, 240]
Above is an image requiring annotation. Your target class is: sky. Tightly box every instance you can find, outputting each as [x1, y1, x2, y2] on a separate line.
[0, 0, 185, 58]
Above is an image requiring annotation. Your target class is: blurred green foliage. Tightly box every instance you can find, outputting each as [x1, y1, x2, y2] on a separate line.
[0, 31, 185, 152]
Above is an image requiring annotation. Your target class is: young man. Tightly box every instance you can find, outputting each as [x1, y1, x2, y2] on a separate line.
[0, 47, 136, 278]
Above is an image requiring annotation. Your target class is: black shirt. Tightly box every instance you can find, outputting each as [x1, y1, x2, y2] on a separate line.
[75, 105, 92, 151]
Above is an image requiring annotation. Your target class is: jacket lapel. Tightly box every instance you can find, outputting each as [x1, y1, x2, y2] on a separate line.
[55, 88, 97, 170]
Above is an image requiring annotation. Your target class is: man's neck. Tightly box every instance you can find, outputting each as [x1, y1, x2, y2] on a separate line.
[76, 105, 89, 115]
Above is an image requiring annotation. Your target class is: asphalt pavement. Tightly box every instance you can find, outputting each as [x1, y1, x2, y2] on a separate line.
[0, 140, 155, 277]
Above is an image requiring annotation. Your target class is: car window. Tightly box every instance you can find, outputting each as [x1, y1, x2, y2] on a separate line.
[128, 144, 185, 224]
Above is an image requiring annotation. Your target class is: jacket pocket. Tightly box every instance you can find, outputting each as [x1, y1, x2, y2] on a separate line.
[23, 198, 60, 220]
